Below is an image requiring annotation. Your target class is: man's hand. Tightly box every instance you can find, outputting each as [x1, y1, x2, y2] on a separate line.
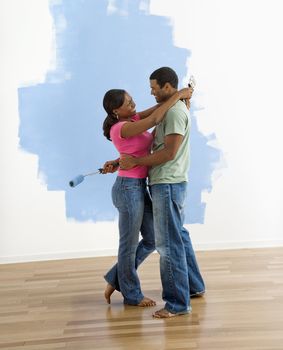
[119, 154, 137, 170]
[102, 160, 119, 174]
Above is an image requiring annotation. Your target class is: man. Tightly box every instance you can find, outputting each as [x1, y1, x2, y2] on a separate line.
[120, 67, 205, 318]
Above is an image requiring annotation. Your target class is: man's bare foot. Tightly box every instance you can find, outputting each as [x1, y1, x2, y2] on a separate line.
[104, 283, 115, 304]
[137, 297, 156, 307]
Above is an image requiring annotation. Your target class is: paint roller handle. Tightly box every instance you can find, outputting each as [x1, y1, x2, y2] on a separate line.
[83, 160, 120, 176]
[84, 169, 102, 177]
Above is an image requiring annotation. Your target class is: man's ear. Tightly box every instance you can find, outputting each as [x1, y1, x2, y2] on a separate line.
[164, 82, 172, 91]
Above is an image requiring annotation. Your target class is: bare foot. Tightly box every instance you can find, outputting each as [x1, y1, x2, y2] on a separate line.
[153, 308, 178, 318]
[190, 290, 205, 298]
[137, 297, 156, 307]
[104, 283, 115, 304]
[152, 308, 189, 318]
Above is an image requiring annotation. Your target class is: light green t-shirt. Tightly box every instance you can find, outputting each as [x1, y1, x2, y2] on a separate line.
[149, 100, 191, 185]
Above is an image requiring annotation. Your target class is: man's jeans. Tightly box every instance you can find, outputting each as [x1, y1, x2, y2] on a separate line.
[151, 182, 205, 314]
[104, 177, 155, 305]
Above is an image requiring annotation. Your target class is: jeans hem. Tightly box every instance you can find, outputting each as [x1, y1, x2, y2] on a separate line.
[165, 305, 192, 315]
[104, 275, 120, 292]
[190, 290, 205, 297]
[123, 295, 144, 306]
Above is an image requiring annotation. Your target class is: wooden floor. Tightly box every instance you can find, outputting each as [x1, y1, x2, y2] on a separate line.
[0, 247, 283, 350]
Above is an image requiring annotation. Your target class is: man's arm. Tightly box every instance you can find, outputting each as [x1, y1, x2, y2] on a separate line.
[119, 134, 183, 169]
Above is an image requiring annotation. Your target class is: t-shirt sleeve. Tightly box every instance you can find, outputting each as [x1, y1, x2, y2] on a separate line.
[110, 114, 140, 140]
[110, 121, 127, 140]
[164, 108, 188, 136]
[131, 113, 141, 121]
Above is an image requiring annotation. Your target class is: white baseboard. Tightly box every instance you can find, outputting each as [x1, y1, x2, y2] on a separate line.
[194, 240, 283, 251]
[1, 240, 283, 264]
[0, 249, 118, 264]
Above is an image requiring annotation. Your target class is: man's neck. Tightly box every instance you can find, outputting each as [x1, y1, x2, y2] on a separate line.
[164, 88, 177, 101]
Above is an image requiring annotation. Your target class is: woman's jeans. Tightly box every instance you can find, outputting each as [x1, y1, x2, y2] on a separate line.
[104, 177, 155, 305]
[150, 182, 205, 314]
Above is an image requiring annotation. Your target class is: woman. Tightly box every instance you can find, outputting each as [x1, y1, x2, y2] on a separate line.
[102, 87, 192, 307]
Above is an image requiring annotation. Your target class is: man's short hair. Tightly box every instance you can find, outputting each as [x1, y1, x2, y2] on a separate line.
[150, 67, 178, 89]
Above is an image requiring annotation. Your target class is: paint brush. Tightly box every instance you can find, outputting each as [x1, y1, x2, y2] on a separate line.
[182, 75, 196, 108]
[188, 75, 196, 89]
[69, 162, 119, 187]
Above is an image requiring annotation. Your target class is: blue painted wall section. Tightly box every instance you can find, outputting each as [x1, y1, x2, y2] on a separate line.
[18, 0, 222, 223]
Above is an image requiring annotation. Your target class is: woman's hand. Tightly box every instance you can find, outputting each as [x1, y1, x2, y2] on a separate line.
[178, 87, 193, 110]
[102, 159, 119, 174]
[185, 99, 191, 110]
[178, 86, 194, 100]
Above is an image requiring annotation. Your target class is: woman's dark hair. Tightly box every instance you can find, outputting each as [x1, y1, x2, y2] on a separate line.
[150, 66, 178, 89]
[102, 89, 126, 141]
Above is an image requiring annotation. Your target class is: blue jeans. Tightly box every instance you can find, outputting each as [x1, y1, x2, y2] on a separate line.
[104, 177, 155, 305]
[150, 182, 205, 314]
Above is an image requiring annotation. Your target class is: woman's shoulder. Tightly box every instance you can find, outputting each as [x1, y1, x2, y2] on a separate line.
[110, 120, 128, 140]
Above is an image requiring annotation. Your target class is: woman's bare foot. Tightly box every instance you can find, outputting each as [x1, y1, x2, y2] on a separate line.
[104, 283, 115, 304]
[152, 308, 189, 318]
[137, 297, 156, 307]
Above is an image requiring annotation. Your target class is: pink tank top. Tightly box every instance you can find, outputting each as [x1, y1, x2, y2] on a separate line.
[110, 114, 153, 178]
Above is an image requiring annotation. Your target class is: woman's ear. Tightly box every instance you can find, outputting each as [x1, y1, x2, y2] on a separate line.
[112, 109, 119, 119]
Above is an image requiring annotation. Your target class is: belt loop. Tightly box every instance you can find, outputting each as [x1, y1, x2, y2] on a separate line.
[146, 178, 150, 189]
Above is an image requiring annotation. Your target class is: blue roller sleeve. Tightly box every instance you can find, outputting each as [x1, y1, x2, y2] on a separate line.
[69, 174, 84, 187]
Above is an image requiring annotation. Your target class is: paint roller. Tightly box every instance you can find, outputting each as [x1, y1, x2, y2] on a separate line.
[69, 162, 119, 187]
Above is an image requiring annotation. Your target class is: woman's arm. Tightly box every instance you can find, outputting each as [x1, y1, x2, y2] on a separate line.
[121, 87, 192, 138]
[137, 104, 160, 119]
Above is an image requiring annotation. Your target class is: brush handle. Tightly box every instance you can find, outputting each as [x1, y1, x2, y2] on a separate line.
[188, 75, 196, 89]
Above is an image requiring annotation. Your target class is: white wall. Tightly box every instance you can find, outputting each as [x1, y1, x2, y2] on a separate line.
[150, 0, 283, 249]
[1, 0, 282, 263]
